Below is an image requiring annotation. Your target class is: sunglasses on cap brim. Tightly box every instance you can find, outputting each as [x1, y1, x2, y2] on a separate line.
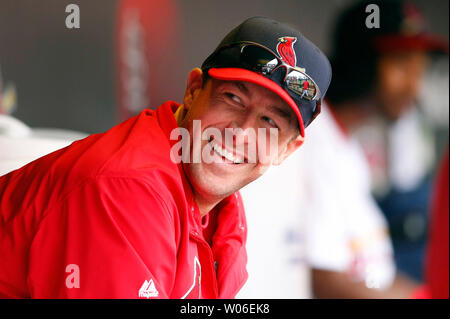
[203, 41, 322, 128]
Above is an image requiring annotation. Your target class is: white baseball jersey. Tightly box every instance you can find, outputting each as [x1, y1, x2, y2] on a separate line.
[237, 103, 396, 298]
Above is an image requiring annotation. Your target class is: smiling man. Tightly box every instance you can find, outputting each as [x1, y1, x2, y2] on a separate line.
[177, 75, 302, 216]
[0, 17, 331, 298]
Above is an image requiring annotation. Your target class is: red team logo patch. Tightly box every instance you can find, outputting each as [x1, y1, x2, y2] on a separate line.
[276, 36, 297, 67]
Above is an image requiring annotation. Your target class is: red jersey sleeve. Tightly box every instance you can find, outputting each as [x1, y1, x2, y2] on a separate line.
[26, 175, 178, 298]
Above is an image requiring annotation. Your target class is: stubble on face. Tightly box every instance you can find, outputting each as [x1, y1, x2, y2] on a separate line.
[179, 75, 301, 209]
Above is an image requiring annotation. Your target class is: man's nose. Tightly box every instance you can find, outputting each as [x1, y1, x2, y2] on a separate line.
[229, 115, 258, 144]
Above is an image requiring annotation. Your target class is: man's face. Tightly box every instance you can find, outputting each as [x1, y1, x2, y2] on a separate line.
[179, 69, 303, 202]
[375, 51, 429, 121]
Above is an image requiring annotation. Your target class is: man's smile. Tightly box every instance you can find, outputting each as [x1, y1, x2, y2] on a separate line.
[208, 136, 247, 165]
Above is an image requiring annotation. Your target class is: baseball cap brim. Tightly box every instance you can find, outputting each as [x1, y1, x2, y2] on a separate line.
[373, 33, 449, 54]
[208, 67, 306, 138]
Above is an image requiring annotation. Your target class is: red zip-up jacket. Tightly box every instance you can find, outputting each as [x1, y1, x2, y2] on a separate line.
[0, 101, 248, 298]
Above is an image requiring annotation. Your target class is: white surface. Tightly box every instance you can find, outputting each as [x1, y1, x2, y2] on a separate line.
[301, 105, 396, 290]
[237, 104, 397, 298]
[0, 114, 86, 176]
[237, 148, 311, 298]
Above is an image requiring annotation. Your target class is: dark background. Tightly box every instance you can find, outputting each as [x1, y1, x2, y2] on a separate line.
[0, 0, 448, 134]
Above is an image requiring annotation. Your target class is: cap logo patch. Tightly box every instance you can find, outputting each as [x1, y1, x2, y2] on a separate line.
[276, 36, 297, 67]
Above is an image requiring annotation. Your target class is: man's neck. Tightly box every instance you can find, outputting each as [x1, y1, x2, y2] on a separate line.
[174, 104, 187, 126]
[194, 195, 222, 217]
[179, 162, 225, 217]
[186, 176, 224, 217]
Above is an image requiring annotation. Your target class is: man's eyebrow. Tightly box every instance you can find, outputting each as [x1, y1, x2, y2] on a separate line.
[267, 104, 293, 121]
[229, 81, 294, 122]
[231, 81, 250, 97]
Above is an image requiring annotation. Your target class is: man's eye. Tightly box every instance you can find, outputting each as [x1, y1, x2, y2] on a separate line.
[225, 92, 242, 104]
[262, 116, 278, 128]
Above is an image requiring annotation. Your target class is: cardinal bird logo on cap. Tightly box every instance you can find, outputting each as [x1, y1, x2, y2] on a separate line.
[276, 36, 297, 67]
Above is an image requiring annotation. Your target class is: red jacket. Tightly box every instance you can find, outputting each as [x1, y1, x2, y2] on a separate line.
[426, 149, 449, 299]
[0, 101, 248, 298]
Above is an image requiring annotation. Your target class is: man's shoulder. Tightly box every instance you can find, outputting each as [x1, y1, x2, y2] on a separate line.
[94, 102, 180, 174]
[63, 104, 178, 178]
[0, 105, 182, 209]
[74, 169, 185, 214]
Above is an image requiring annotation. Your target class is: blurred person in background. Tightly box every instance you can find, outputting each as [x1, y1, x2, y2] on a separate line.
[304, 0, 447, 298]
[352, 13, 449, 284]
[238, 0, 447, 299]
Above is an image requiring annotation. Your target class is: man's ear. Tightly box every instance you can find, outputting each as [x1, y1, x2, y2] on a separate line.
[183, 68, 204, 110]
[273, 135, 304, 165]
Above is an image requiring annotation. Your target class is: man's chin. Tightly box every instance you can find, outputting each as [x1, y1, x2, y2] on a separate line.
[183, 157, 272, 204]
[187, 164, 250, 196]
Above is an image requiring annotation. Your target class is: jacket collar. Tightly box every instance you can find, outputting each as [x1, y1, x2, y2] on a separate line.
[156, 100, 248, 297]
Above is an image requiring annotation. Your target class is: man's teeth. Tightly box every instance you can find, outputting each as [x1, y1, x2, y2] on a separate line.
[209, 140, 244, 164]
